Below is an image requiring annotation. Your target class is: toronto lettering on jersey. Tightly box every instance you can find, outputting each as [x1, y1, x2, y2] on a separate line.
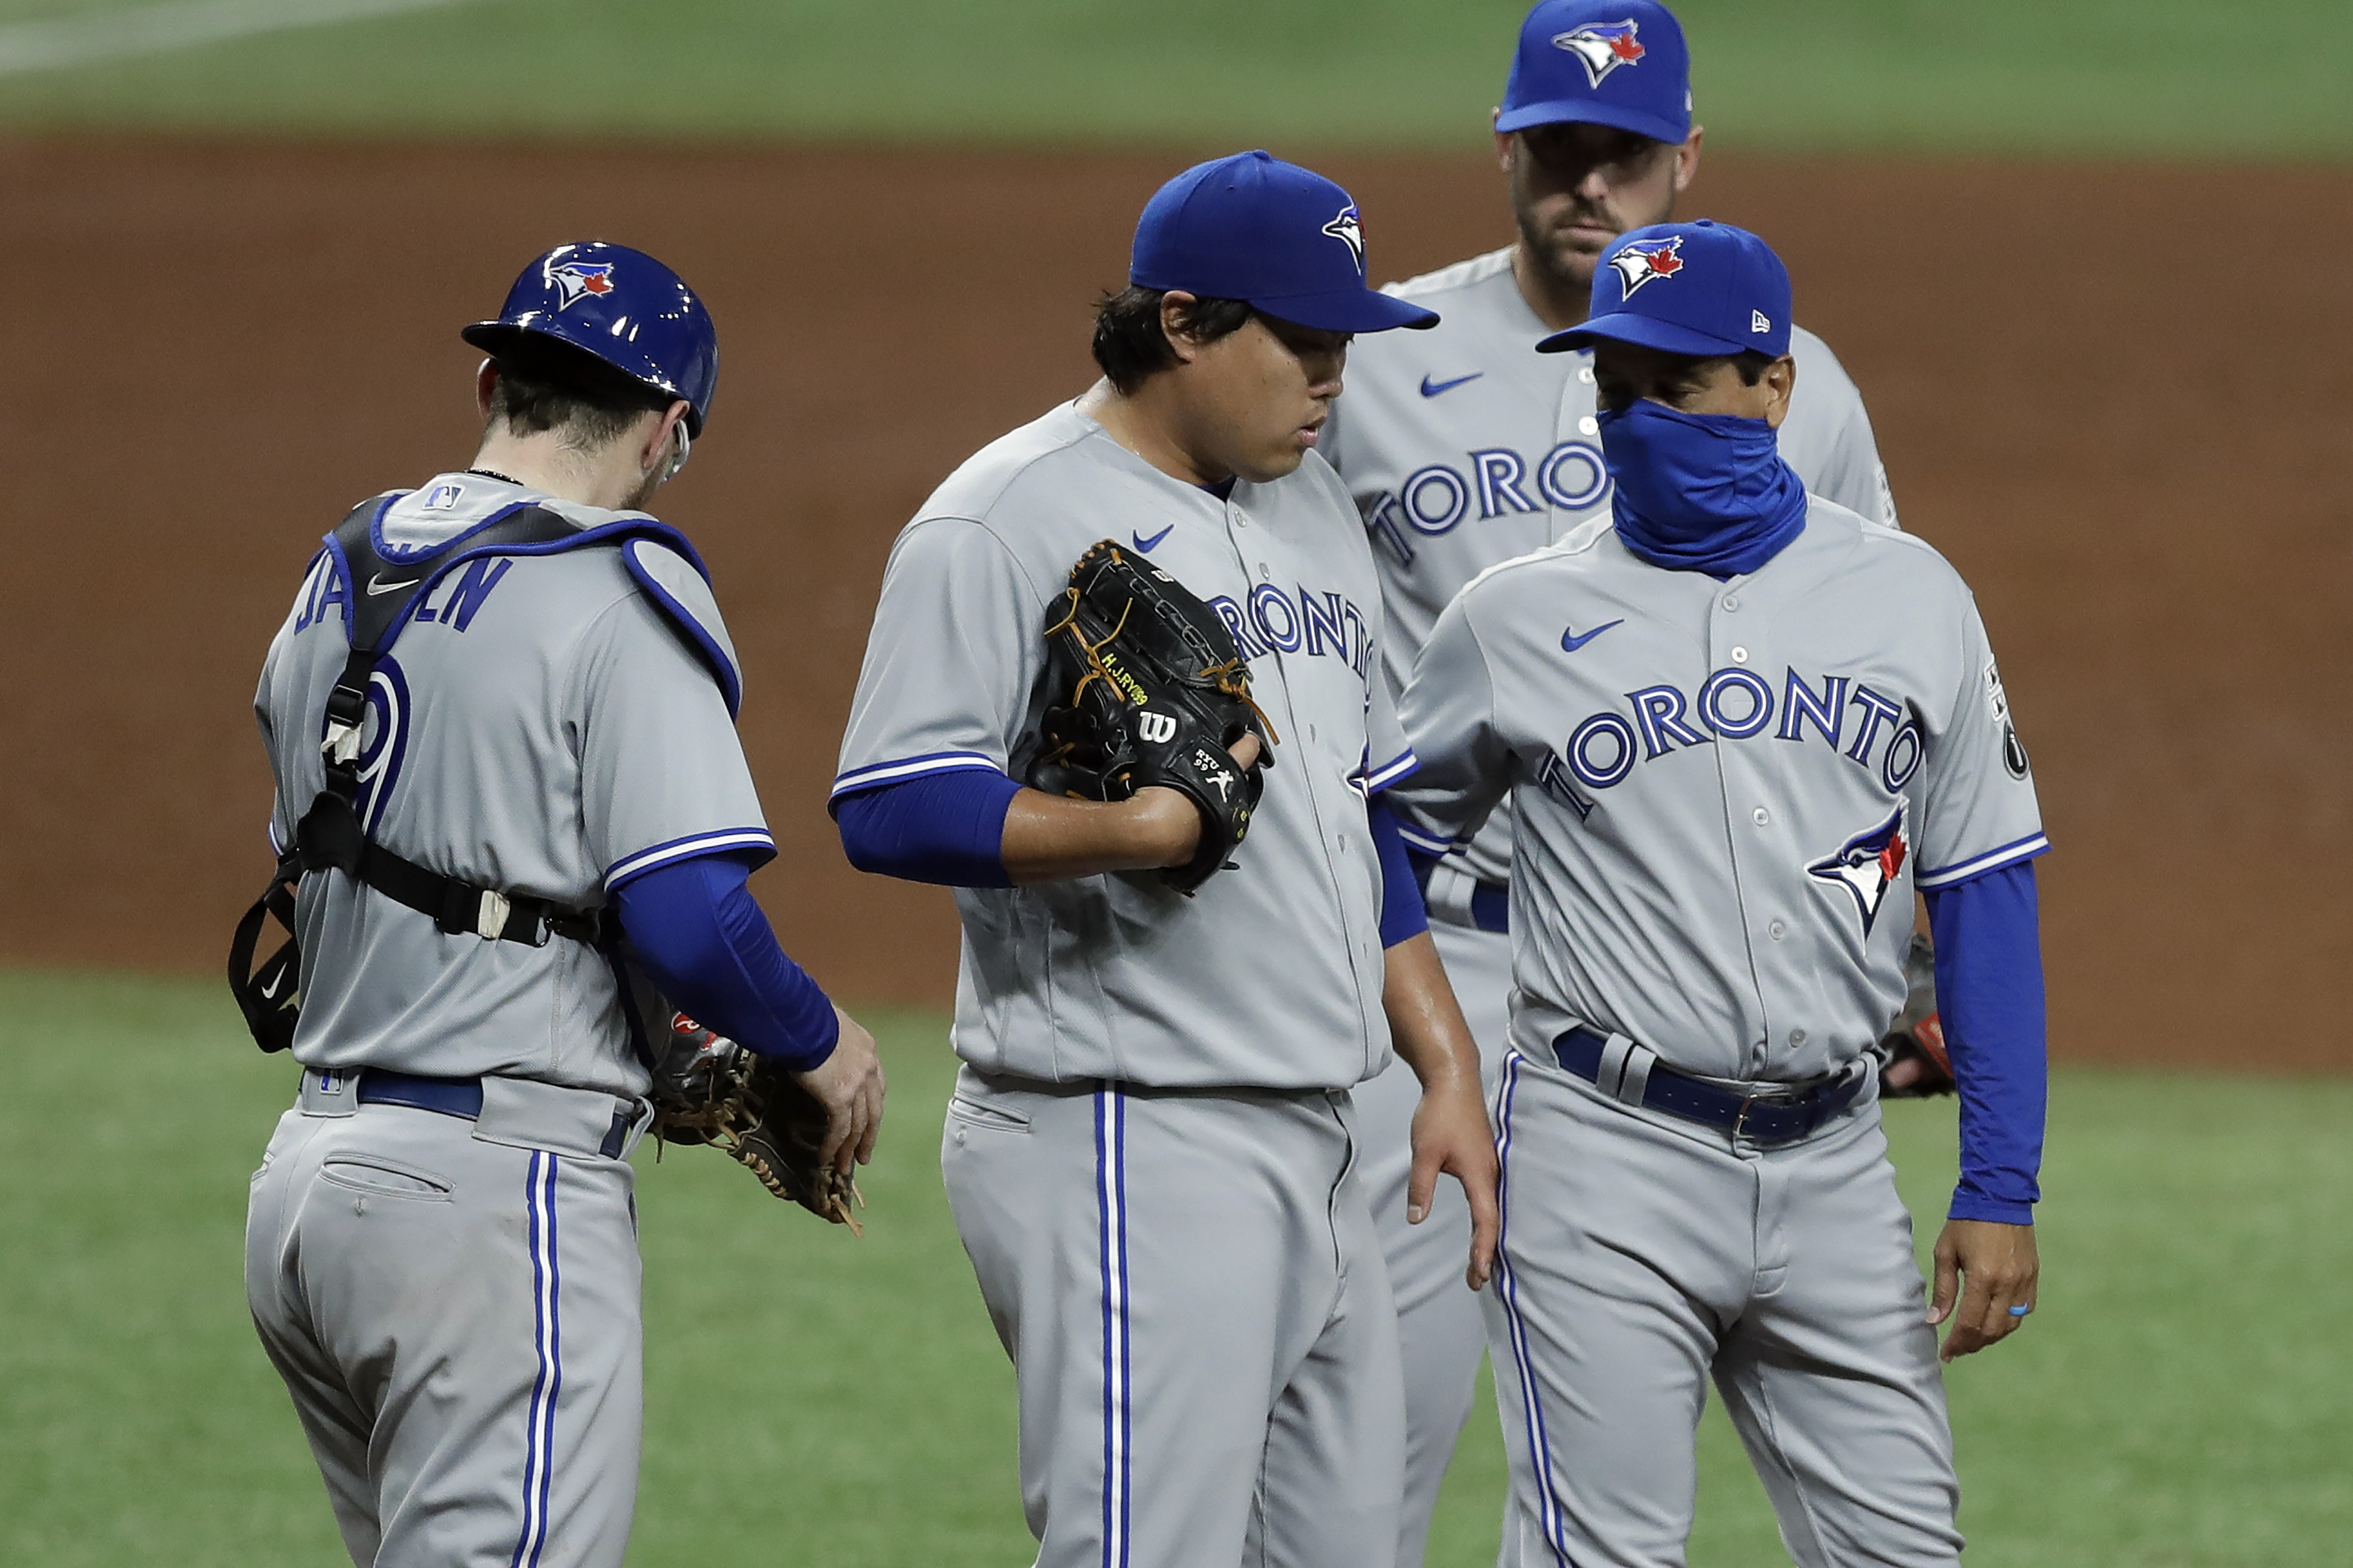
[1360, 439, 1610, 565]
[291, 554, 514, 636]
[1206, 584, 1377, 676]
[1534, 666, 1923, 819]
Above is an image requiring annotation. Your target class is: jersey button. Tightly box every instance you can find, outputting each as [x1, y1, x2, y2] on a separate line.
[1752, 807, 1770, 826]
[1769, 920, 1787, 941]
[1722, 594, 1741, 612]
[1731, 646, 1749, 664]
[1578, 366, 1595, 384]
[1789, 1028, 1807, 1045]
[1577, 416, 1599, 436]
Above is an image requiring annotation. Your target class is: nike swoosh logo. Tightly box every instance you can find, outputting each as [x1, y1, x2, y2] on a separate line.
[1420, 371, 1482, 397]
[1132, 524, 1174, 553]
[1560, 619, 1624, 652]
[365, 574, 420, 597]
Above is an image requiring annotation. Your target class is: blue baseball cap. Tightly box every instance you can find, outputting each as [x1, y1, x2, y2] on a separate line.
[1130, 151, 1438, 334]
[1538, 220, 1791, 359]
[1498, 0, 1692, 146]
[463, 242, 720, 434]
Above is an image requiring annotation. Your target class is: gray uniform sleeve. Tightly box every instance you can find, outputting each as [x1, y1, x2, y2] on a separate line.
[1785, 334, 1900, 531]
[575, 591, 773, 891]
[1913, 597, 2047, 890]
[834, 515, 1041, 799]
[1384, 590, 1510, 857]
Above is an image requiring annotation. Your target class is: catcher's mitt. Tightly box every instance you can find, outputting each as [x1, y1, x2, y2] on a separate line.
[1878, 932, 1954, 1098]
[1030, 538, 1277, 894]
[648, 1012, 864, 1233]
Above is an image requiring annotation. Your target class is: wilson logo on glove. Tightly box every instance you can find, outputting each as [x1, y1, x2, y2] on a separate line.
[1030, 539, 1278, 894]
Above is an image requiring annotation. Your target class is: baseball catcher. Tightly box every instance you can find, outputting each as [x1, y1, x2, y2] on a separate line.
[1029, 538, 1277, 892]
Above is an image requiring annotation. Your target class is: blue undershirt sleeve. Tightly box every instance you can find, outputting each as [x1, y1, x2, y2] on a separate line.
[1922, 859, 2048, 1225]
[615, 852, 840, 1071]
[1369, 797, 1430, 950]
[834, 769, 1020, 888]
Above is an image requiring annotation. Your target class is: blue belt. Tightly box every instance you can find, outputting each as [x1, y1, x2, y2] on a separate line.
[1551, 1026, 1863, 1148]
[356, 1069, 632, 1160]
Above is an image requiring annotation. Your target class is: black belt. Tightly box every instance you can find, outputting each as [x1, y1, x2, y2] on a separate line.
[355, 1069, 632, 1159]
[1551, 1026, 1864, 1147]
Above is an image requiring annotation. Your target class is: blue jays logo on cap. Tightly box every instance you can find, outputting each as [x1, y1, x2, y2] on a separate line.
[546, 259, 616, 310]
[1552, 18, 1645, 86]
[1321, 205, 1365, 272]
[1808, 806, 1910, 934]
[1607, 234, 1684, 297]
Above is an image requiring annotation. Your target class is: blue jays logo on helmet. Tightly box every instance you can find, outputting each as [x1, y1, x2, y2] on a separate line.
[1321, 204, 1365, 273]
[1807, 806, 1911, 935]
[1552, 18, 1647, 87]
[1607, 234, 1685, 298]
[546, 258, 617, 311]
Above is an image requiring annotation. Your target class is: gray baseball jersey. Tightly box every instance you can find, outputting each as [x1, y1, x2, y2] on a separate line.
[253, 472, 770, 1099]
[1324, 245, 1898, 888]
[834, 402, 1413, 1091]
[1387, 500, 2046, 1081]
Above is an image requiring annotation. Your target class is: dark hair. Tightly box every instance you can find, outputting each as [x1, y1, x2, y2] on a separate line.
[1593, 343, 1779, 412]
[1091, 286, 1256, 394]
[483, 333, 673, 448]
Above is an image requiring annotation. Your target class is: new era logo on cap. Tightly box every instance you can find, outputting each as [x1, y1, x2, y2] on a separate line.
[1607, 235, 1684, 297]
[1751, 309, 1771, 333]
[1552, 18, 1645, 86]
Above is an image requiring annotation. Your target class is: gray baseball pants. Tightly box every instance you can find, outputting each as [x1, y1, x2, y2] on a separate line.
[1351, 915, 1512, 1568]
[942, 1066, 1406, 1568]
[1486, 1046, 1964, 1567]
[245, 1070, 649, 1568]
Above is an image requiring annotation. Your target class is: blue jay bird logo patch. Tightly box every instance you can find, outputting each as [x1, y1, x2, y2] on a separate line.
[1807, 805, 1910, 934]
[1552, 20, 1647, 87]
[1322, 205, 1365, 272]
[546, 260, 616, 310]
[1608, 236, 1685, 298]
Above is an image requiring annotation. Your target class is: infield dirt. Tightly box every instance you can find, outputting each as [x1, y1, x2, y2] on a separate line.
[3, 141, 2345, 1071]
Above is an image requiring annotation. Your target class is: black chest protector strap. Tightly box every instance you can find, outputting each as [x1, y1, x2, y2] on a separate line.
[230, 500, 616, 1053]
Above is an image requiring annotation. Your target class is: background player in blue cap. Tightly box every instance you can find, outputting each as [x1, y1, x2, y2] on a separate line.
[243, 243, 885, 1568]
[833, 151, 1499, 1568]
[1390, 218, 2048, 1567]
[1315, 6, 1907, 1557]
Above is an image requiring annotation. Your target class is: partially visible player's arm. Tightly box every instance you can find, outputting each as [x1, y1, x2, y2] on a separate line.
[1913, 591, 2051, 1359]
[1383, 587, 1513, 861]
[1922, 860, 2046, 1362]
[1784, 331, 1900, 529]
[833, 746, 1251, 887]
[1370, 797, 1499, 1289]
[616, 852, 839, 1068]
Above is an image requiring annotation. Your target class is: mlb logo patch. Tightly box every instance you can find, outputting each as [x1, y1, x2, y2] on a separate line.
[1608, 235, 1684, 298]
[1551, 19, 1646, 87]
[546, 259, 616, 310]
[422, 482, 464, 511]
[1807, 805, 1910, 934]
[1322, 204, 1365, 271]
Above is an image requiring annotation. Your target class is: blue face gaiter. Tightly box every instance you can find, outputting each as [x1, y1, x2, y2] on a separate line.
[1596, 401, 1809, 579]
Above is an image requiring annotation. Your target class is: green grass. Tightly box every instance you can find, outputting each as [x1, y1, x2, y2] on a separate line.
[0, 0, 2347, 156]
[2, 969, 2348, 1565]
